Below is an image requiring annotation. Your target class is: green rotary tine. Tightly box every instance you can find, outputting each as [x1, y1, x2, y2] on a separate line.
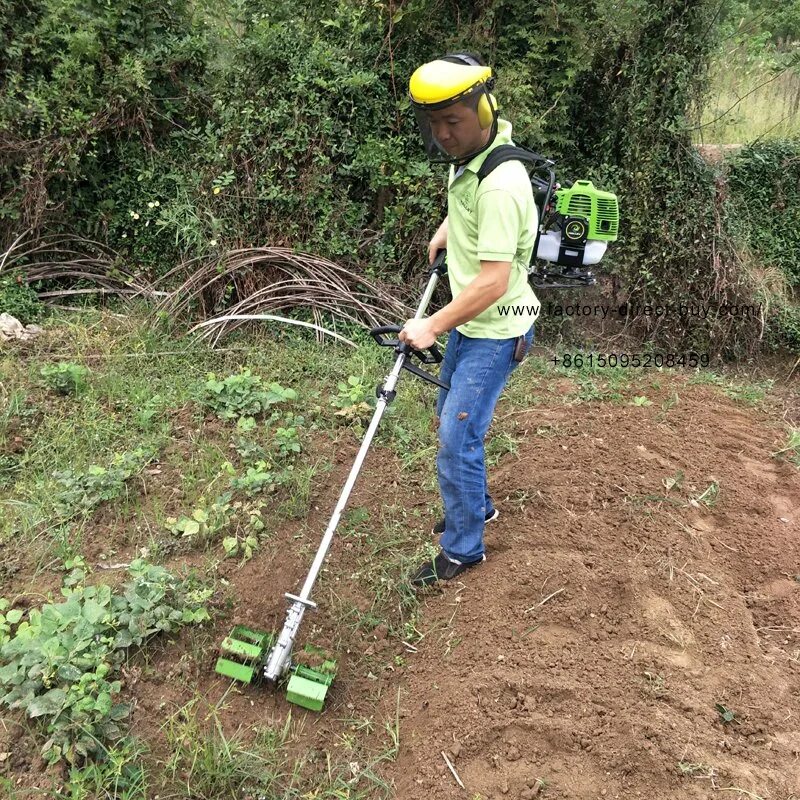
[215, 626, 275, 684]
[285, 645, 337, 712]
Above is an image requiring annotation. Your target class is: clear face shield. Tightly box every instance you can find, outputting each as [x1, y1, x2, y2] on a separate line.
[410, 82, 498, 165]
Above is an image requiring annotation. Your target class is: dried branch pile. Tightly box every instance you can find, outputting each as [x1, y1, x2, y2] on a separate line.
[152, 247, 414, 345]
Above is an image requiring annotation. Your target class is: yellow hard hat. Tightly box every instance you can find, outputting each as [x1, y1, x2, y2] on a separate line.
[409, 60, 493, 107]
[408, 53, 499, 163]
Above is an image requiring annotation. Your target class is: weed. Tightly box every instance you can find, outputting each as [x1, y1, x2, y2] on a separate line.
[772, 428, 800, 467]
[678, 761, 717, 777]
[40, 362, 90, 396]
[662, 470, 685, 492]
[661, 391, 679, 412]
[642, 670, 667, 698]
[276, 458, 333, 519]
[692, 481, 720, 508]
[485, 430, 519, 466]
[50, 447, 156, 519]
[715, 703, 738, 725]
[62, 737, 149, 800]
[200, 369, 296, 421]
[688, 371, 773, 406]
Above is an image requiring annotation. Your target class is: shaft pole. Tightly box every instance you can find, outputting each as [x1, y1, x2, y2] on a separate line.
[264, 263, 445, 682]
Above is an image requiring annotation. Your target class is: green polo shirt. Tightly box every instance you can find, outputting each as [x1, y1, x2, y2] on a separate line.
[446, 117, 540, 339]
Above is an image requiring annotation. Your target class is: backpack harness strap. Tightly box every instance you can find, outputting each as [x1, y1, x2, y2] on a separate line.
[476, 144, 554, 262]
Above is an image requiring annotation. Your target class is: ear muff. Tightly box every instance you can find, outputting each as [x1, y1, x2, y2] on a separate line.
[477, 92, 498, 129]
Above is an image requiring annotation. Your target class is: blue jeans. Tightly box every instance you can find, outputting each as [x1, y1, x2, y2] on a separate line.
[435, 324, 534, 563]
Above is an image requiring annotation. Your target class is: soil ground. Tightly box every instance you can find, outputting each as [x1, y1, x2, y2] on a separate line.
[2, 359, 799, 799]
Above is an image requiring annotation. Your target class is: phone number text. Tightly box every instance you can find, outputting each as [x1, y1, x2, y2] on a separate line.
[551, 352, 710, 368]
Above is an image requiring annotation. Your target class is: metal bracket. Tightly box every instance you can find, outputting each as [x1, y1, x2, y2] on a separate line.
[284, 593, 317, 609]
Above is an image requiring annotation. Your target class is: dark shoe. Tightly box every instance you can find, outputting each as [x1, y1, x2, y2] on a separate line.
[432, 507, 499, 535]
[410, 550, 486, 589]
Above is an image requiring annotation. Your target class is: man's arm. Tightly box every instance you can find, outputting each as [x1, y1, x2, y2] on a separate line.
[400, 186, 523, 350]
[398, 260, 511, 350]
[430, 260, 510, 333]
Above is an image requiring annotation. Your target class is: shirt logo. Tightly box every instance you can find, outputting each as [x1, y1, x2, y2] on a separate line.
[457, 194, 474, 214]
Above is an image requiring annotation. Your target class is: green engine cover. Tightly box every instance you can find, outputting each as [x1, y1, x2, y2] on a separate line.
[555, 179, 619, 241]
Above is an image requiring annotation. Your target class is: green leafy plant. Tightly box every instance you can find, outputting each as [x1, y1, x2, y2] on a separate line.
[222, 531, 259, 561]
[0, 270, 43, 324]
[229, 460, 275, 496]
[331, 375, 373, 423]
[51, 448, 154, 518]
[165, 491, 234, 540]
[221, 498, 266, 562]
[233, 436, 268, 463]
[200, 370, 296, 421]
[0, 599, 23, 646]
[40, 362, 90, 396]
[0, 560, 211, 764]
[273, 424, 302, 459]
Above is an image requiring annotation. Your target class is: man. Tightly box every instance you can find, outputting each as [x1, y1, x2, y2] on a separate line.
[399, 52, 540, 589]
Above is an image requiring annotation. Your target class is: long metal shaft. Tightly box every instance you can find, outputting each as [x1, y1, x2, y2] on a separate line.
[264, 267, 443, 682]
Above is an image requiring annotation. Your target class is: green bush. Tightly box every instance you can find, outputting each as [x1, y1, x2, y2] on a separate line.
[724, 138, 800, 352]
[726, 138, 800, 286]
[0, 270, 43, 324]
[2, 0, 797, 354]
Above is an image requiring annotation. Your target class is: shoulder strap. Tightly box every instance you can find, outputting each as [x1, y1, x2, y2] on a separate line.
[476, 144, 551, 184]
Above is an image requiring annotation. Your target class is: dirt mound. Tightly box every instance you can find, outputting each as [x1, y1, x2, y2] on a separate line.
[385, 378, 800, 798]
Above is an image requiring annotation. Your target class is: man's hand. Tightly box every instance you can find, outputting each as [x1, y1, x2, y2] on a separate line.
[399, 317, 438, 351]
[428, 217, 448, 265]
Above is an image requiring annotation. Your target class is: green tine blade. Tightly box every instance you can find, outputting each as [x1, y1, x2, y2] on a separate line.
[231, 626, 274, 650]
[220, 636, 263, 661]
[215, 657, 257, 684]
